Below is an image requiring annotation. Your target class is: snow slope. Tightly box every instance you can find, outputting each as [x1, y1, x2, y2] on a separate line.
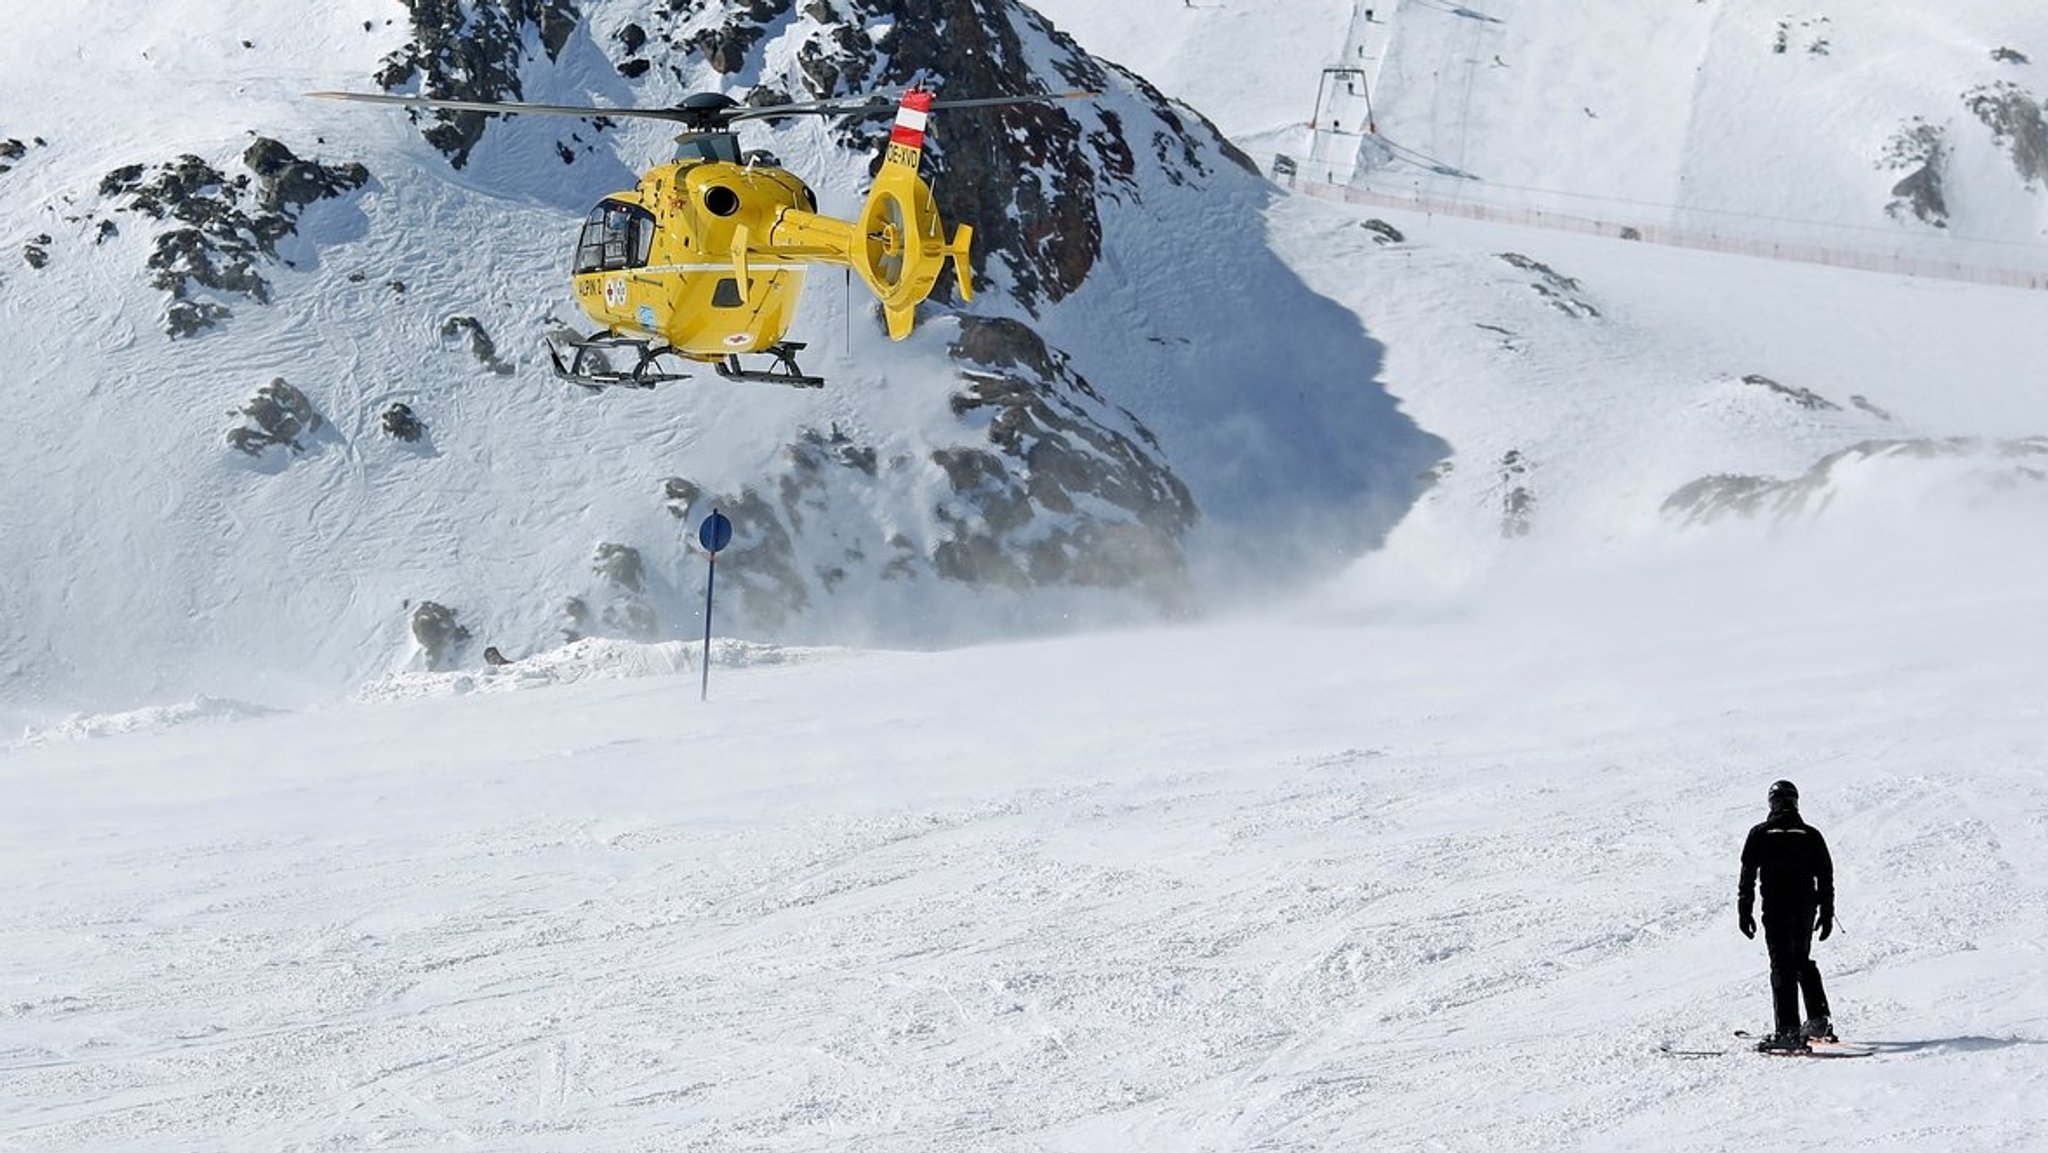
[6, 2, 2048, 1149]
[0, 0, 1444, 718]
[1037, 0, 2048, 258]
[5, 526, 2047, 1151]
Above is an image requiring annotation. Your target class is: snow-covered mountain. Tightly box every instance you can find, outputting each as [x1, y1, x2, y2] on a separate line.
[8, 3, 2048, 1150]
[1, 0, 1441, 716]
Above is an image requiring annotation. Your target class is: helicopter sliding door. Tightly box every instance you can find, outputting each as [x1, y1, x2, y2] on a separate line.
[572, 199, 656, 274]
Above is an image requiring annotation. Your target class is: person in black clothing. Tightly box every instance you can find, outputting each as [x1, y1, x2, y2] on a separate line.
[1738, 779, 1835, 1052]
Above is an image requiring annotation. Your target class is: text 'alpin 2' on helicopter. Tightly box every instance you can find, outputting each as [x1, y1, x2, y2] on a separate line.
[311, 84, 1093, 389]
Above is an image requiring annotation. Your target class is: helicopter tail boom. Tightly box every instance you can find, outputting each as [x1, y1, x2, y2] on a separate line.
[752, 88, 971, 340]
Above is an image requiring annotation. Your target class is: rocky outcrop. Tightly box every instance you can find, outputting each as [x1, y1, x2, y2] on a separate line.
[0, 135, 43, 178]
[1497, 449, 1535, 539]
[1496, 253, 1598, 318]
[1740, 373, 1839, 412]
[1880, 118, 1949, 228]
[375, 0, 582, 168]
[648, 316, 1198, 633]
[939, 316, 1195, 604]
[99, 139, 367, 336]
[1964, 82, 2048, 188]
[225, 378, 327, 458]
[409, 600, 473, 670]
[1663, 438, 2048, 527]
[381, 402, 426, 442]
[614, 0, 1247, 311]
[440, 316, 516, 375]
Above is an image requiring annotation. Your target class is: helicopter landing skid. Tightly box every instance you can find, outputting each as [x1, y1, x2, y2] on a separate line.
[546, 333, 692, 392]
[715, 342, 825, 389]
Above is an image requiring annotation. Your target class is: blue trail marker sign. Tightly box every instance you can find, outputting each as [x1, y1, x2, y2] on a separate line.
[697, 509, 733, 701]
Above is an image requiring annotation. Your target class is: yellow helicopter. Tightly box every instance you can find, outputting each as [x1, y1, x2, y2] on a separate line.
[311, 85, 1088, 389]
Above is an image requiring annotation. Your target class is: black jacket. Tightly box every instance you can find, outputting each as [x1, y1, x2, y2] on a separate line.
[1739, 809, 1834, 922]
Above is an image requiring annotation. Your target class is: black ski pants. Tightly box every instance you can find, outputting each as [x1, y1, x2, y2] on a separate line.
[1763, 908, 1830, 1035]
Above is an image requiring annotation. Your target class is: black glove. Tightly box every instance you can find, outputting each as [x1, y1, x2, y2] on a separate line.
[1817, 909, 1833, 941]
[1740, 911, 1756, 939]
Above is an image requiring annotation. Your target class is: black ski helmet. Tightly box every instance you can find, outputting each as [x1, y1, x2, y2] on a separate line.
[1768, 779, 1799, 807]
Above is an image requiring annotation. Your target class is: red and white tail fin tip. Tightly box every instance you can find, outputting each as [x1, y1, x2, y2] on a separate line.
[885, 89, 934, 167]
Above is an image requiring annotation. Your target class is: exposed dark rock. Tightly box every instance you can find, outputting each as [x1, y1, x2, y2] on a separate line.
[939, 315, 1197, 605]
[1360, 218, 1406, 245]
[23, 234, 50, 269]
[1850, 395, 1894, 422]
[1496, 252, 1598, 318]
[1741, 373, 1840, 411]
[592, 541, 645, 593]
[1773, 17, 1831, 58]
[381, 401, 426, 442]
[100, 141, 366, 336]
[1664, 438, 2048, 527]
[375, 0, 584, 168]
[410, 600, 472, 670]
[622, 0, 1244, 311]
[660, 480, 813, 630]
[243, 138, 370, 216]
[560, 595, 591, 642]
[1880, 118, 1948, 227]
[0, 139, 24, 161]
[588, 542, 657, 639]
[440, 315, 516, 375]
[1992, 47, 2030, 66]
[226, 378, 326, 456]
[1965, 82, 2048, 187]
[1499, 449, 1535, 539]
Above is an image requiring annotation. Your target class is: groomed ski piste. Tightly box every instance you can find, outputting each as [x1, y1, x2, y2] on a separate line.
[8, 504, 2048, 1150]
[9, 0, 2048, 1148]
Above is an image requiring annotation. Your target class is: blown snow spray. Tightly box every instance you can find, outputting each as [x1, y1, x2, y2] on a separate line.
[697, 509, 733, 701]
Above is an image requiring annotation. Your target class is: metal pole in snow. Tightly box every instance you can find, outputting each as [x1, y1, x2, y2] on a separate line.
[700, 553, 716, 702]
[697, 509, 733, 702]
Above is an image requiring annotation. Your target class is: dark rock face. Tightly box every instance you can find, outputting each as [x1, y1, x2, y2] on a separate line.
[381, 402, 426, 442]
[1498, 449, 1535, 539]
[1880, 118, 1948, 228]
[1741, 373, 1840, 412]
[1965, 82, 2048, 187]
[661, 476, 813, 631]
[0, 135, 38, 178]
[376, 0, 583, 168]
[440, 316, 516, 375]
[653, 315, 1200, 630]
[1496, 253, 1598, 318]
[1663, 437, 2048, 527]
[941, 316, 1196, 604]
[226, 378, 326, 457]
[620, 0, 1245, 311]
[99, 140, 367, 336]
[410, 600, 472, 670]
[588, 542, 658, 639]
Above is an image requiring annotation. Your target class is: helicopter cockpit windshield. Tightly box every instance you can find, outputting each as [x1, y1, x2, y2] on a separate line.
[573, 199, 656, 275]
[672, 131, 742, 165]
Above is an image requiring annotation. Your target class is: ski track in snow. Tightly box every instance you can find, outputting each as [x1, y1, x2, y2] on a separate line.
[5, 558, 2048, 1150]
[7, 1, 2048, 1148]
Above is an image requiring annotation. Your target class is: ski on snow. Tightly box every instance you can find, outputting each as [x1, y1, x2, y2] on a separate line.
[1658, 1032, 1876, 1059]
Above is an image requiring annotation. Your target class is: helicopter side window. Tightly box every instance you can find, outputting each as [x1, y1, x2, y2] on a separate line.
[572, 200, 657, 275]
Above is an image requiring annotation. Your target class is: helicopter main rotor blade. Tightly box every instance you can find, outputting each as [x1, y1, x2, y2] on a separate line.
[308, 91, 696, 122]
[727, 89, 1100, 122]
